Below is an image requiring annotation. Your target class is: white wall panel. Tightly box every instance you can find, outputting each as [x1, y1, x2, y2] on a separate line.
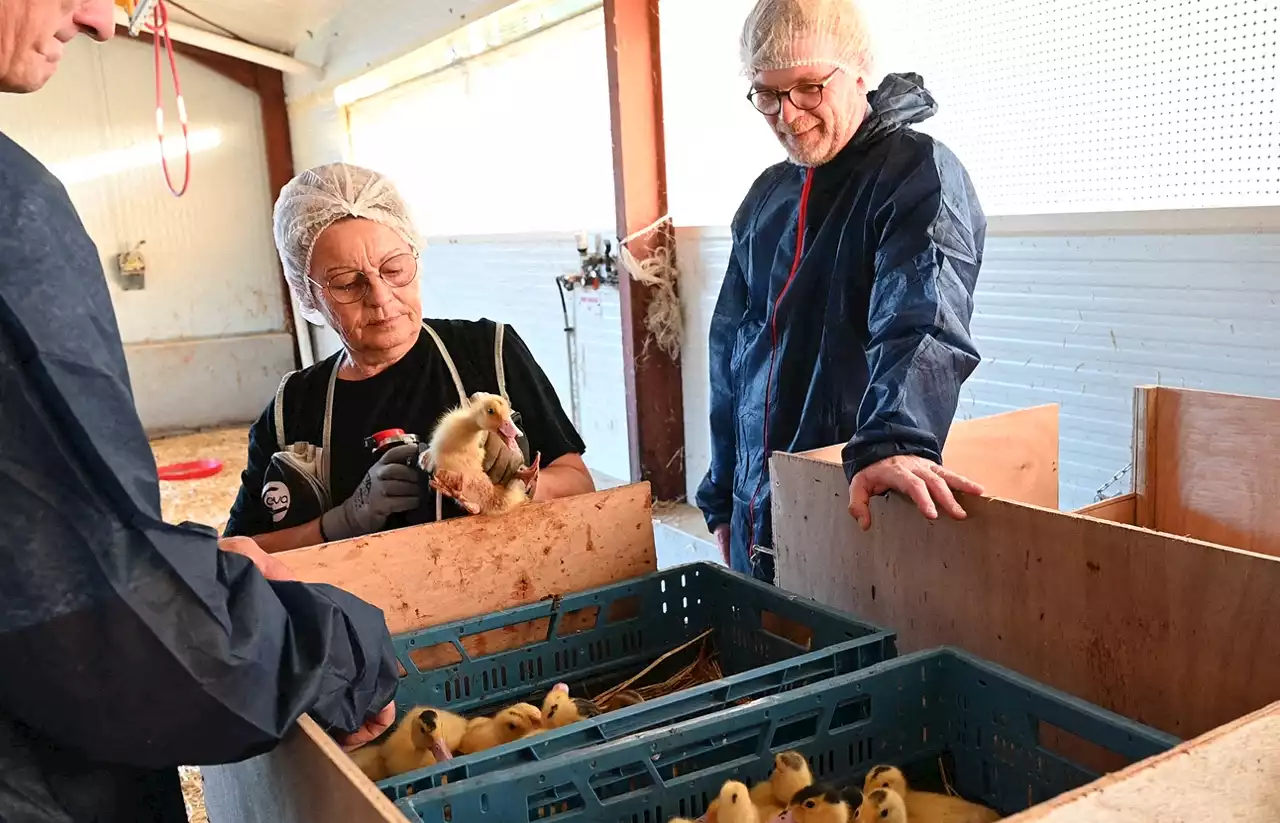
[680, 228, 1280, 512]
[0, 36, 289, 430]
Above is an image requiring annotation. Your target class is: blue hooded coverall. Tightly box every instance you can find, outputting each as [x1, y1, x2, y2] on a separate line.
[696, 73, 986, 581]
[0, 132, 399, 821]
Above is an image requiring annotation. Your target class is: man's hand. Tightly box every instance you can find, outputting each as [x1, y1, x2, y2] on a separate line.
[481, 431, 524, 486]
[338, 701, 395, 752]
[218, 536, 294, 581]
[713, 524, 731, 566]
[848, 455, 984, 531]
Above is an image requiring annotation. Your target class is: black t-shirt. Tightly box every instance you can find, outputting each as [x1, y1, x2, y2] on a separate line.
[223, 318, 585, 538]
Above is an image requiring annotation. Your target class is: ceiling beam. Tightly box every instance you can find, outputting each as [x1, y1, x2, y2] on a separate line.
[603, 0, 686, 501]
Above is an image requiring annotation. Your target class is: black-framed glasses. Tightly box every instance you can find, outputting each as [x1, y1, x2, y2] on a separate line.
[746, 68, 841, 116]
[309, 251, 419, 305]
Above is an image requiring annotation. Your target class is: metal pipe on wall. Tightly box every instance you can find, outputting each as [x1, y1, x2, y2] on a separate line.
[111, 7, 320, 75]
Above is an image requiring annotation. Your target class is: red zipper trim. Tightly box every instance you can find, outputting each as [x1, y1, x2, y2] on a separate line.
[746, 168, 814, 557]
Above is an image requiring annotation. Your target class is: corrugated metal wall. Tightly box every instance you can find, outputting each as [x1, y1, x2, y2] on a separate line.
[0, 36, 293, 433]
[679, 227, 1280, 511]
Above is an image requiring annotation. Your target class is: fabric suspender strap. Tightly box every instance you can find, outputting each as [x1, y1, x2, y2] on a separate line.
[420, 321, 468, 522]
[421, 321, 467, 405]
[319, 358, 340, 495]
[494, 321, 508, 400]
[273, 370, 296, 452]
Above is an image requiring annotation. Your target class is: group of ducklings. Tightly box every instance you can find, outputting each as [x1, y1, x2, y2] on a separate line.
[350, 681, 643, 782]
[670, 754, 1000, 823]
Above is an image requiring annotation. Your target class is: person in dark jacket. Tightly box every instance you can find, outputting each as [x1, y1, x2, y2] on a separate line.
[697, 0, 987, 581]
[0, 2, 400, 820]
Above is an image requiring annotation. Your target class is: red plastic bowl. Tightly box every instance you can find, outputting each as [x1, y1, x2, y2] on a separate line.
[157, 458, 224, 481]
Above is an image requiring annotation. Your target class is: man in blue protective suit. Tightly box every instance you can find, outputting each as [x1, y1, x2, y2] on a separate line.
[0, 2, 400, 820]
[697, 0, 988, 581]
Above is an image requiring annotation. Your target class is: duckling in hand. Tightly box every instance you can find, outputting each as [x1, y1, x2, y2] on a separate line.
[862, 766, 1000, 823]
[458, 702, 544, 753]
[856, 788, 908, 823]
[423, 392, 533, 516]
[349, 743, 388, 782]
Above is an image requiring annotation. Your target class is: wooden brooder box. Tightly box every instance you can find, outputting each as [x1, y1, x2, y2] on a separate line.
[201, 482, 659, 823]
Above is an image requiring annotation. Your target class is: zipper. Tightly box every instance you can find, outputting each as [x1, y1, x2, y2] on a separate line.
[746, 168, 814, 557]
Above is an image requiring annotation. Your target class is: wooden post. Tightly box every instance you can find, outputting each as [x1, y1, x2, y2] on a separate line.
[603, 0, 687, 501]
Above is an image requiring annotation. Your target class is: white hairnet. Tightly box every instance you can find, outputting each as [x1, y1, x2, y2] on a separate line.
[273, 163, 420, 325]
[740, 0, 872, 78]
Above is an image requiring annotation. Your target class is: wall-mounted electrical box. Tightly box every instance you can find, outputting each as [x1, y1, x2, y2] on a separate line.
[117, 241, 147, 291]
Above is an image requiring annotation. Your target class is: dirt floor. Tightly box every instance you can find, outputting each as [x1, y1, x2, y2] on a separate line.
[150, 427, 249, 823]
[151, 427, 250, 534]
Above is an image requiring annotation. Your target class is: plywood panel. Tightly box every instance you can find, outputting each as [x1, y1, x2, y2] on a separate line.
[201, 715, 405, 823]
[799, 404, 1060, 509]
[1009, 700, 1280, 823]
[1073, 493, 1136, 525]
[772, 453, 1280, 739]
[1135, 386, 1280, 558]
[279, 483, 656, 635]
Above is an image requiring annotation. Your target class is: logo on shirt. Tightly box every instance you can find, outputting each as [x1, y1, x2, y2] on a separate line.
[263, 481, 291, 523]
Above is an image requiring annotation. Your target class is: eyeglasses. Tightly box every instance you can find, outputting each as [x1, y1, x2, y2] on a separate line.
[746, 69, 841, 116]
[309, 251, 419, 305]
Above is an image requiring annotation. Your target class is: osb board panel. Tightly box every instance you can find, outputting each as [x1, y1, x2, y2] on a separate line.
[150, 427, 248, 534]
[1073, 493, 1136, 525]
[771, 453, 1280, 739]
[278, 483, 656, 635]
[1010, 700, 1280, 822]
[201, 715, 405, 823]
[1136, 386, 1280, 558]
[798, 404, 1060, 509]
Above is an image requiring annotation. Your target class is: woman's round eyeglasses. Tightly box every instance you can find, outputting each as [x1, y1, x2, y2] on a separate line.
[310, 251, 419, 305]
[746, 69, 840, 116]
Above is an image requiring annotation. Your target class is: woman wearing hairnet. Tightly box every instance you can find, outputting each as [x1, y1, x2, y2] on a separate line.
[224, 164, 593, 549]
[697, 0, 987, 581]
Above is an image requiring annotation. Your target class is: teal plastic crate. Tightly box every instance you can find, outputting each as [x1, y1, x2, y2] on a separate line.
[376, 562, 896, 799]
[396, 647, 1178, 822]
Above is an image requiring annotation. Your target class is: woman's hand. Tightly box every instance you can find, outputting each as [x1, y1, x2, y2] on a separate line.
[481, 431, 524, 486]
[321, 444, 422, 541]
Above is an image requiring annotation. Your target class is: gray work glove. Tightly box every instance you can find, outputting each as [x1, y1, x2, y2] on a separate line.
[321, 443, 421, 541]
[481, 431, 525, 486]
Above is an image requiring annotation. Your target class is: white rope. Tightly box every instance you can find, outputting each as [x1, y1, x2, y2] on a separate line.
[617, 215, 682, 361]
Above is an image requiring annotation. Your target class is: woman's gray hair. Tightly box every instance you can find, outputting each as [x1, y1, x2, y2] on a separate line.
[273, 163, 420, 324]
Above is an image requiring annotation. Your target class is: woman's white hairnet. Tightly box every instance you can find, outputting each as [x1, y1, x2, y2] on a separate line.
[273, 163, 420, 325]
[740, 0, 873, 78]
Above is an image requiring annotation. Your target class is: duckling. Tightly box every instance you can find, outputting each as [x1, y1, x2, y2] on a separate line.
[716, 781, 760, 823]
[788, 784, 863, 823]
[602, 689, 646, 711]
[856, 788, 908, 823]
[458, 702, 544, 754]
[751, 750, 814, 818]
[423, 392, 537, 515]
[382, 707, 455, 778]
[542, 683, 603, 729]
[862, 766, 1000, 823]
[349, 743, 388, 782]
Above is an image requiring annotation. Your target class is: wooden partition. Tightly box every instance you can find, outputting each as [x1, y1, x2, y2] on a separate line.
[772, 452, 1280, 740]
[1131, 386, 1280, 557]
[802, 403, 1061, 509]
[201, 483, 657, 823]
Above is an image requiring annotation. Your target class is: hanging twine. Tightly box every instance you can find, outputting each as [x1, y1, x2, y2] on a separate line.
[618, 214, 682, 361]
